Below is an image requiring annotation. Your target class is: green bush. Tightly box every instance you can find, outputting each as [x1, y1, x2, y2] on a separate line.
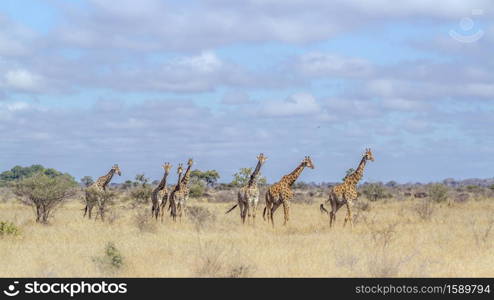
[130, 186, 152, 206]
[189, 182, 205, 198]
[361, 183, 390, 202]
[92, 242, 124, 275]
[428, 184, 448, 203]
[0, 221, 20, 237]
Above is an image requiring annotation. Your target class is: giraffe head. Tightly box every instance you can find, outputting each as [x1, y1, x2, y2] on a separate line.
[257, 153, 268, 165]
[187, 158, 194, 167]
[364, 148, 375, 162]
[162, 162, 172, 173]
[177, 163, 184, 174]
[112, 164, 122, 176]
[302, 156, 315, 169]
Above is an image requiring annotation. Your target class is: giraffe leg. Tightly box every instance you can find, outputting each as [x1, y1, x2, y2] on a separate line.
[282, 201, 290, 225]
[160, 197, 168, 223]
[270, 202, 281, 227]
[245, 202, 250, 224]
[170, 200, 176, 221]
[263, 204, 270, 221]
[238, 201, 245, 224]
[160, 203, 165, 223]
[252, 200, 258, 225]
[343, 200, 354, 228]
[246, 202, 251, 224]
[156, 204, 161, 220]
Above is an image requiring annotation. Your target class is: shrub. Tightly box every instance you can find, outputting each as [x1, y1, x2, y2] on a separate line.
[12, 172, 77, 224]
[0, 221, 20, 237]
[192, 241, 254, 278]
[189, 182, 205, 198]
[414, 199, 434, 221]
[227, 264, 255, 278]
[355, 200, 371, 212]
[428, 184, 448, 203]
[96, 190, 118, 222]
[92, 242, 124, 275]
[361, 183, 389, 202]
[187, 206, 216, 229]
[130, 185, 152, 206]
[455, 193, 469, 203]
[134, 209, 156, 233]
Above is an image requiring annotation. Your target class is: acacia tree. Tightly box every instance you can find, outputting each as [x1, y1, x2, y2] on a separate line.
[12, 172, 77, 224]
[231, 168, 267, 187]
[190, 170, 220, 187]
[81, 176, 94, 187]
[130, 174, 152, 206]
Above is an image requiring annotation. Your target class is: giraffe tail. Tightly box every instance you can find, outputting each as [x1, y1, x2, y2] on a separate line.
[225, 204, 238, 214]
[320, 204, 329, 215]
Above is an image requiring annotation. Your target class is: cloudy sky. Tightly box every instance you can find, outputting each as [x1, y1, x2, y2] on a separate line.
[0, 0, 493, 184]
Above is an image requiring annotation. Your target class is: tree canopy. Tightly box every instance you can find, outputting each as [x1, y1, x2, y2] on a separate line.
[190, 169, 220, 187]
[231, 167, 267, 187]
[0, 165, 75, 185]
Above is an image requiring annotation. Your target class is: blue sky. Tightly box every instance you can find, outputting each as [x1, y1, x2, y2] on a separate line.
[0, 0, 493, 184]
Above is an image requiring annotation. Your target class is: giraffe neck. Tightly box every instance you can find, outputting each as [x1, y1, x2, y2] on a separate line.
[247, 160, 263, 187]
[175, 172, 183, 190]
[157, 171, 170, 190]
[282, 163, 305, 186]
[345, 156, 367, 185]
[180, 165, 192, 187]
[97, 169, 115, 189]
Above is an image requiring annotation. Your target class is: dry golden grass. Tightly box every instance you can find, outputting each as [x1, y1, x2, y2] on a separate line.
[1, 197, 493, 277]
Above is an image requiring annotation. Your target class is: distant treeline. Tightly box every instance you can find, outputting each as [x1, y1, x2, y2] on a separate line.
[0, 165, 76, 186]
[1, 165, 493, 188]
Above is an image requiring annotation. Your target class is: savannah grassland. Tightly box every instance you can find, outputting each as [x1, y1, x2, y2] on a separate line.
[1, 193, 494, 278]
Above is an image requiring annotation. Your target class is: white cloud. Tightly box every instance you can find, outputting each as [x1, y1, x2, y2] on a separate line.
[172, 51, 223, 73]
[366, 79, 396, 97]
[4, 69, 41, 91]
[463, 83, 494, 98]
[381, 98, 425, 111]
[344, 0, 493, 18]
[296, 52, 373, 78]
[261, 93, 321, 117]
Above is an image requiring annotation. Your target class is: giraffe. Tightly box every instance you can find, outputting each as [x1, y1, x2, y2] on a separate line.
[262, 156, 314, 227]
[170, 158, 193, 222]
[84, 164, 121, 219]
[161, 163, 183, 220]
[225, 153, 268, 224]
[151, 162, 172, 221]
[320, 148, 375, 228]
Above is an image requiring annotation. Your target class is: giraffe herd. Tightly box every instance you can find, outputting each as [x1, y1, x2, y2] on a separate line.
[83, 149, 374, 228]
